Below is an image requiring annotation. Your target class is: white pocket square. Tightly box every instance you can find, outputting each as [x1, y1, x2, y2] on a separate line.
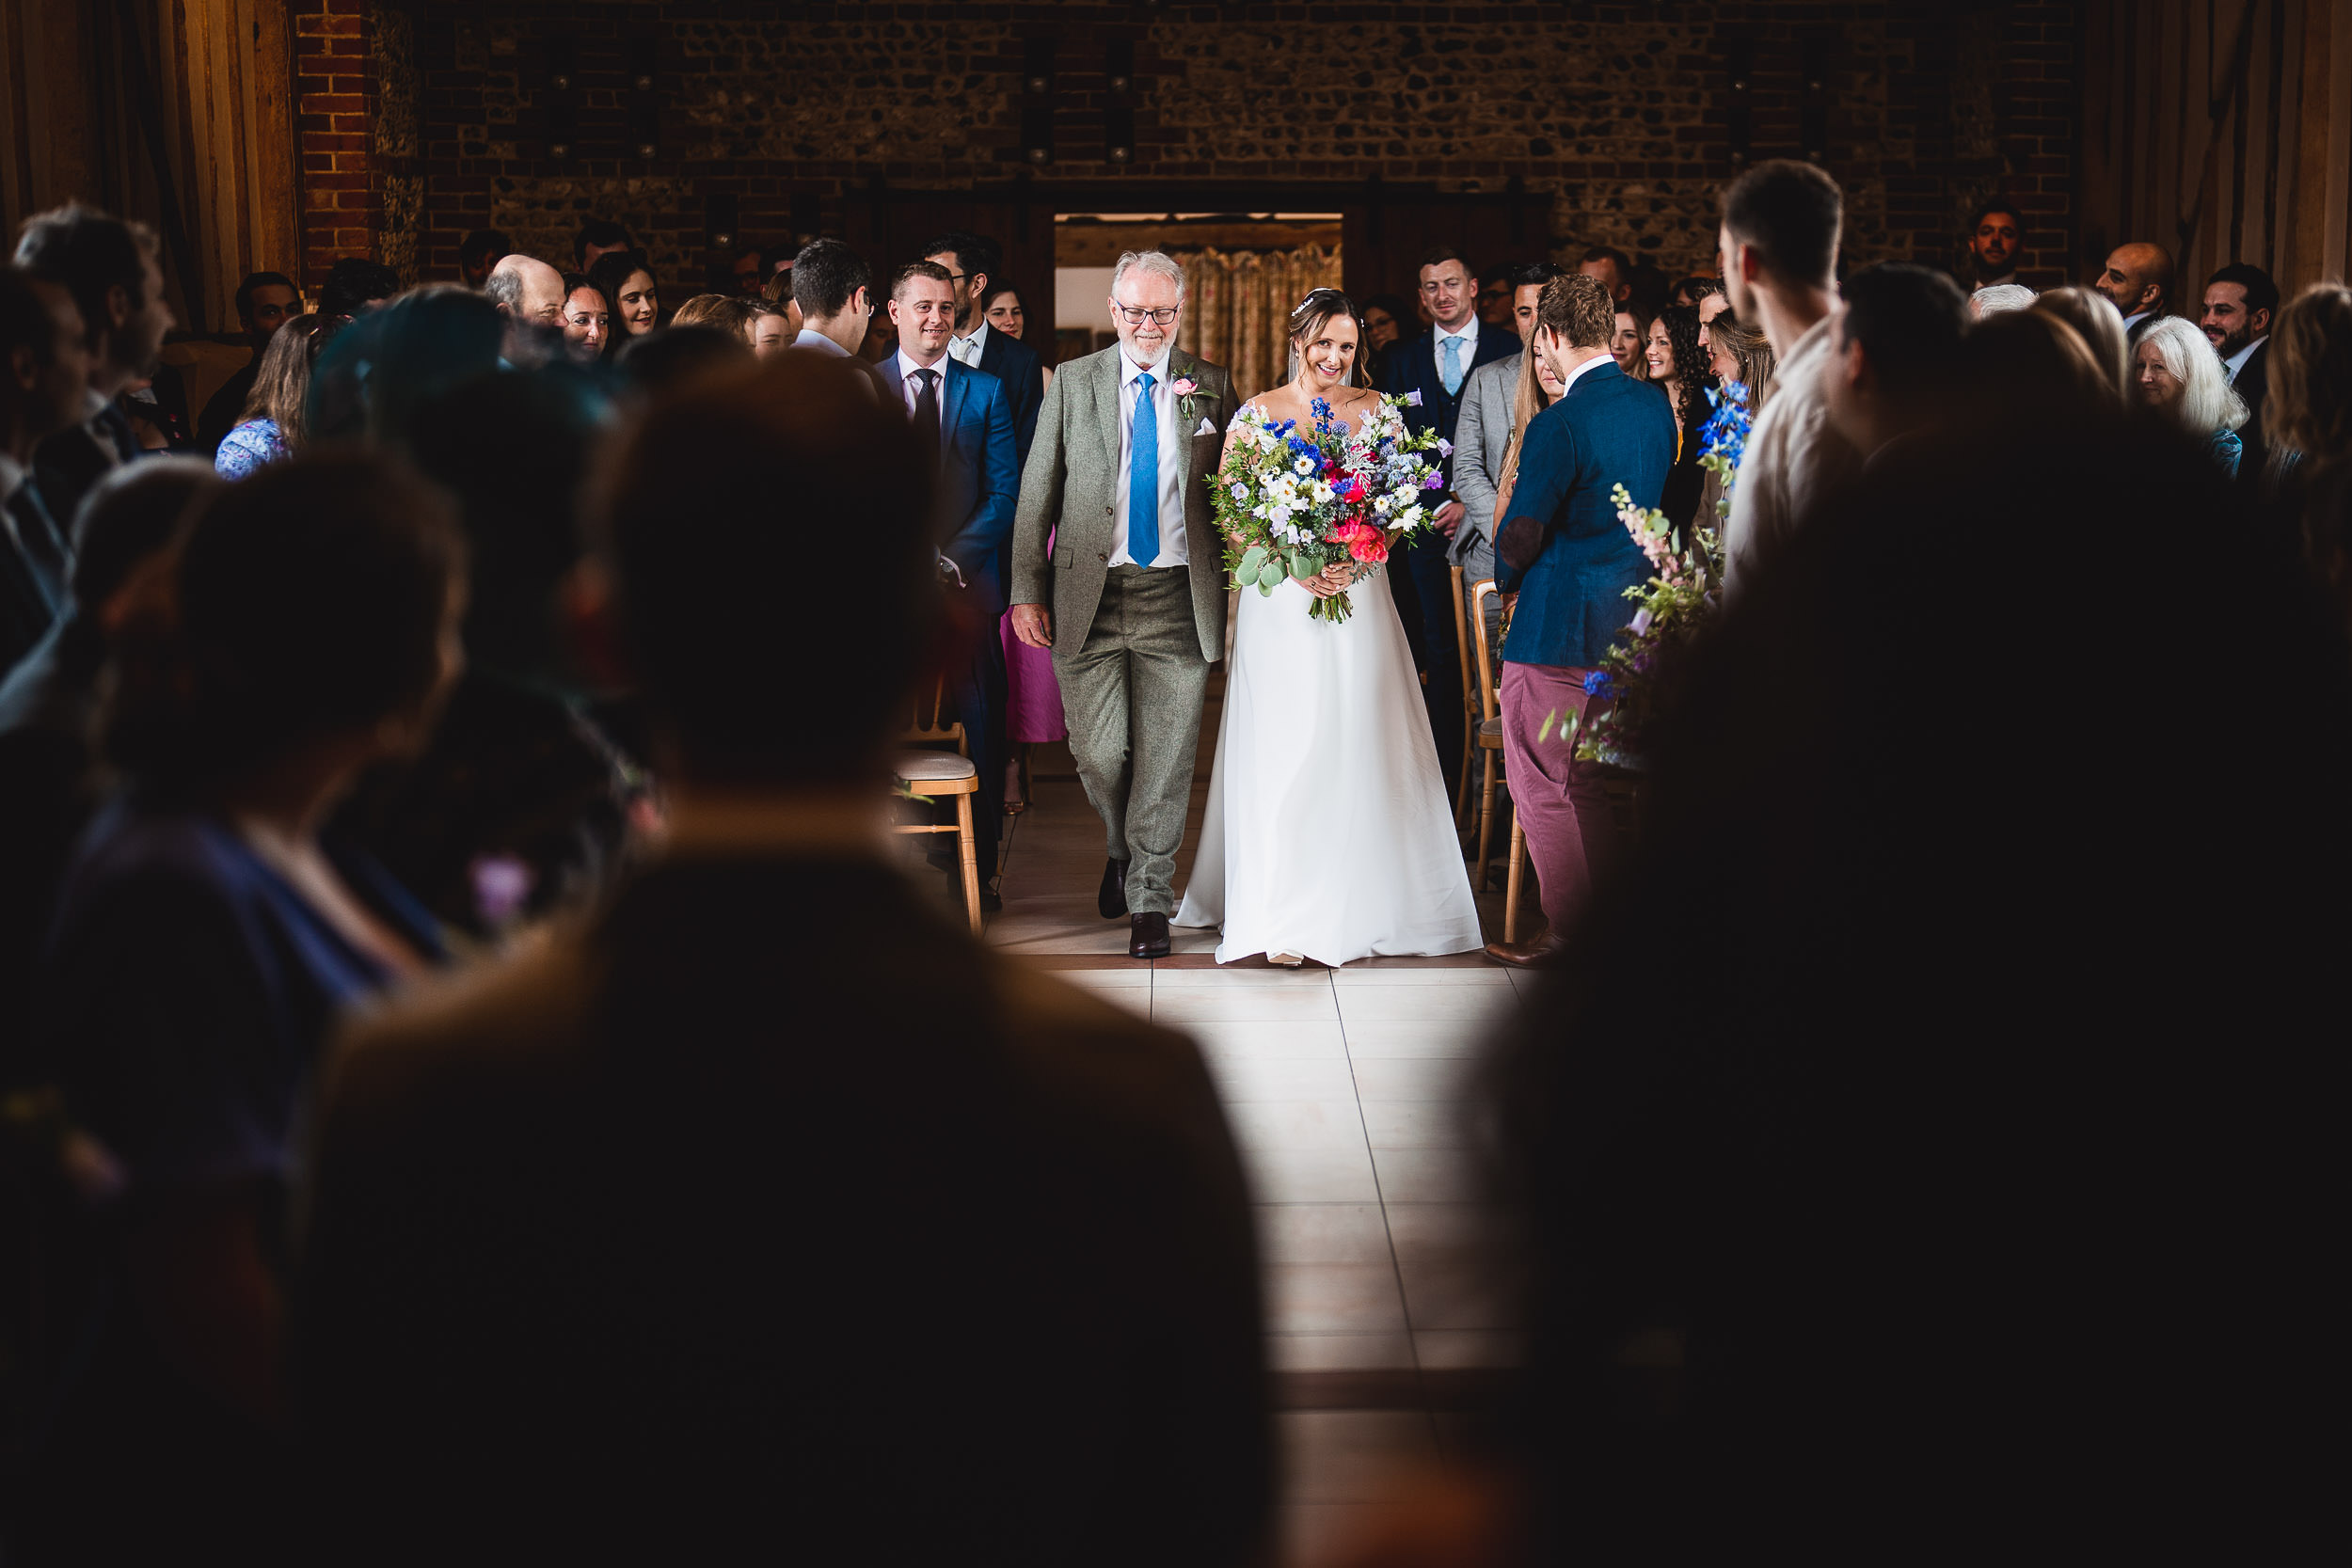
[1195, 417, 1217, 436]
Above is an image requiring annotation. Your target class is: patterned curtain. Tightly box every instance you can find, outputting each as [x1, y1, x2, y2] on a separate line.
[1173, 245, 1344, 404]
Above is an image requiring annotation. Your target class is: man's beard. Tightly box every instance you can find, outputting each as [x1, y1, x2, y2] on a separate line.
[2207, 323, 2253, 358]
[1974, 250, 2015, 279]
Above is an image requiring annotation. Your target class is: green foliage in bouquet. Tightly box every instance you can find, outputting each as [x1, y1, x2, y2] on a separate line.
[1566, 487, 1724, 768]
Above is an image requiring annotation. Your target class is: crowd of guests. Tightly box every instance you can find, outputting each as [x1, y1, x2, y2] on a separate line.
[2, 172, 2349, 1561]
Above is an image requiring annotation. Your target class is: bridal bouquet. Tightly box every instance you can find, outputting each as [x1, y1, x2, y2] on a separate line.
[1209, 393, 1447, 624]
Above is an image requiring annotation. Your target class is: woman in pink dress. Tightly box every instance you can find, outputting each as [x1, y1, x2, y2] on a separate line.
[986, 283, 1065, 812]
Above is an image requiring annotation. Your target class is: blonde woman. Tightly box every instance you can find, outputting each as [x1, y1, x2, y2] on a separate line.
[2134, 316, 2248, 478]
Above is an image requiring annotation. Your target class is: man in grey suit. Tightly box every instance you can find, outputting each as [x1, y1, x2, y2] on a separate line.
[1009, 251, 1238, 959]
[1454, 261, 1566, 660]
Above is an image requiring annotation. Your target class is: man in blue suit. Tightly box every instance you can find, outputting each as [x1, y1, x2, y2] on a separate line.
[879, 261, 1020, 894]
[1385, 245, 1519, 788]
[1486, 274, 1675, 969]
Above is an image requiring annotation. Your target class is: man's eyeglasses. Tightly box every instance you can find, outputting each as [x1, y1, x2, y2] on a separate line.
[1114, 304, 1179, 325]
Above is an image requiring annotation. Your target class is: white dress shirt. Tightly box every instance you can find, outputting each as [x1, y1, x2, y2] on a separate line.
[1109, 351, 1186, 569]
[894, 348, 950, 419]
[794, 327, 849, 356]
[946, 319, 990, 369]
[2121, 309, 2153, 336]
[1722, 313, 1857, 599]
[2225, 336, 2266, 383]
[1557, 349, 1613, 399]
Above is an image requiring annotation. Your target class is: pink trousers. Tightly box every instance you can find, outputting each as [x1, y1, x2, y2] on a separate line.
[1501, 660, 1620, 934]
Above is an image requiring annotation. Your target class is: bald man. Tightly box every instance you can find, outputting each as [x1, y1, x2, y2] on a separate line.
[2091, 242, 2173, 344]
[485, 254, 567, 368]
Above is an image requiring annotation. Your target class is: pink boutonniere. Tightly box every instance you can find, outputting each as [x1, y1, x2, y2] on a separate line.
[1171, 376, 1199, 396]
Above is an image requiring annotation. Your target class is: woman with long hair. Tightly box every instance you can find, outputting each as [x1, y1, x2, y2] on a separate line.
[982, 281, 1053, 392]
[1613, 301, 1656, 381]
[1645, 304, 1711, 540]
[588, 249, 660, 341]
[214, 313, 342, 479]
[1693, 310, 1776, 530]
[2134, 316, 2249, 478]
[558, 273, 614, 364]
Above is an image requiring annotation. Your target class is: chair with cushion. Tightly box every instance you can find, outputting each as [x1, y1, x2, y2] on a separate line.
[892, 675, 983, 936]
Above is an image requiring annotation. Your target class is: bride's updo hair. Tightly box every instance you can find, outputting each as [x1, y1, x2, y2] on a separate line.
[1287, 287, 1370, 388]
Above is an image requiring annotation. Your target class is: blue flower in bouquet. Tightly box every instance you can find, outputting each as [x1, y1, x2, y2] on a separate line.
[1582, 669, 1614, 698]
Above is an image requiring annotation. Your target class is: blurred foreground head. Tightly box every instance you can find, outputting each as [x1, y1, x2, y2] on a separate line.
[592, 353, 932, 785]
[1489, 411, 2352, 1555]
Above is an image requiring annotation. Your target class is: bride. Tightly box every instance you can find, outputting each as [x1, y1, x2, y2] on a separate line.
[1176, 289, 1484, 967]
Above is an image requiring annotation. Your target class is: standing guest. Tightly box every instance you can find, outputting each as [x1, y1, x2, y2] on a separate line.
[981, 277, 1067, 812]
[20, 452, 459, 1562]
[730, 244, 768, 296]
[1969, 283, 2038, 318]
[1455, 261, 1567, 647]
[589, 250, 660, 341]
[1386, 245, 1520, 792]
[1359, 293, 1411, 389]
[2269, 284, 2352, 585]
[1644, 304, 1712, 540]
[13, 205, 174, 530]
[760, 268, 804, 337]
[924, 230, 1045, 464]
[2091, 242, 2173, 343]
[1695, 284, 1733, 354]
[1627, 260, 1672, 321]
[613, 324, 752, 400]
[745, 299, 792, 358]
[3, 269, 90, 677]
[1485, 275, 1676, 969]
[1673, 274, 1724, 310]
[574, 219, 633, 272]
[215, 313, 342, 479]
[1696, 311, 1778, 538]
[307, 284, 503, 451]
[789, 239, 873, 359]
[668, 293, 755, 340]
[2201, 262, 2279, 468]
[2134, 316, 2249, 477]
[1820, 263, 1972, 465]
[457, 228, 510, 289]
[2034, 285, 2134, 400]
[557, 273, 613, 364]
[1961, 309, 2120, 430]
[1717, 160, 1856, 596]
[1578, 245, 1634, 305]
[316, 258, 400, 323]
[1613, 301, 1654, 379]
[0, 460, 217, 1034]
[1477, 265, 1516, 328]
[196, 271, 301, 453]
[485, 254, 567, 369]
[1964, 200, 2024, 288]
[882, 261, 1019, 895]
[296, 353, 1269, 1564]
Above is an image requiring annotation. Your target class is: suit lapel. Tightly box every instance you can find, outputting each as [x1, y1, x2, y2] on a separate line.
[1090, 349, 1120, 481]
[940, 360, 968, 451]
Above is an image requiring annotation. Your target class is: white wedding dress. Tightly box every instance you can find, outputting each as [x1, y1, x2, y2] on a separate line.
[1176, 408, 1485, 966]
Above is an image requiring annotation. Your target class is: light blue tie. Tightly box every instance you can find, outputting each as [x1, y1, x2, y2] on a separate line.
[1440, 334, 1466, 396]
[1128, 372, 1160, 566]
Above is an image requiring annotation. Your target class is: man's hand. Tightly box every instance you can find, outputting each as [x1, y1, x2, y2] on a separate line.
[1501, 591, 1518, 617]
[1434, 499, 1465, 540]
[1009, 602, 1054, 649]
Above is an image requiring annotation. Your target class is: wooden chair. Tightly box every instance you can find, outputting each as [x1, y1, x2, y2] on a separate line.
[1450, 565, 1479, 830]
[891, 674, 983, 936]
[1501, 755, 1645, 943]
[1468, 579, 1510, 891]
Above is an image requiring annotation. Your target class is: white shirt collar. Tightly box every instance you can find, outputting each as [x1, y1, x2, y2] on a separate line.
[1436, 315, 1480, 351]
[1121, 350, 1173, 388]
[794, 327, 849, 356]
[2225, 335, 2266, 379]
[80, 387, 109, 422]
[1559, 351, 1613, 397]
[896, 347, 948, 387]
[2122, 309, 2152, 330]
[950, 320, 990, 361]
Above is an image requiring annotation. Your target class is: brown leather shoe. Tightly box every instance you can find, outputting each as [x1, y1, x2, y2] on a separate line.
[1129, 911, 1171, 959]
[1484, 929, 1570, 969]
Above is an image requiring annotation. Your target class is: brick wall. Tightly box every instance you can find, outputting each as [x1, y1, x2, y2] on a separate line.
[293, 1, 378, 292]
[300, 2, 2083, 293]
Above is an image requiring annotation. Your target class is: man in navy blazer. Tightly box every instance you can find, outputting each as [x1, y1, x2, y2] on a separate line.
[881, 261, 1020, 888]
[1486, 275, 1674, 969]
[924, 231, 1044, 465]
[1385, 246, 1519, 788]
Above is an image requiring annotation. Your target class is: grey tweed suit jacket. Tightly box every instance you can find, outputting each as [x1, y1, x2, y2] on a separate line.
[1010, 345, 1240, 665]
[1451, 353, 1519, 570]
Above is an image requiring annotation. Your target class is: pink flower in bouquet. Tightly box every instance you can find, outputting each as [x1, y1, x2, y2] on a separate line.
[1334, 521, 1390, 564]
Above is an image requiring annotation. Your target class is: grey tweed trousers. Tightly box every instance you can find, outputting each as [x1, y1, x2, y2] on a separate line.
[1054, 564, 1211, 917]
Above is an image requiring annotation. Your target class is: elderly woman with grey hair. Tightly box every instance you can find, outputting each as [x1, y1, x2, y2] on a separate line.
[2134, 315, 2249, 478]
[1970, 282, 2039, 319]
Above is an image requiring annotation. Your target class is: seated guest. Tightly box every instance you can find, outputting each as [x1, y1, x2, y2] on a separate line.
[457, 227, 510, 289]
[1820, 263, 1971, 466]
[573, 218, 633, 272]
[2135, 316, 2249, 477]
[19, 451, 459, 1561]
[2, 267, 90, 677]
[1643, 303, 1712, 540]
[0, 460, 217, 1054]
[1486, 274, 1676, 970]
[14, 204, 174, 530]
[215, 312, 340, 478]
[2032, 285, 2134, 399]
[196, 271, 301, 454]
[557, 272, 613, 364]
[588, 248, 660, 341]
[295, 353, 1270, 1563]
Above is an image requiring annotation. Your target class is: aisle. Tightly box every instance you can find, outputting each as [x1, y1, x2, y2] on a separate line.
[985, 681, 1531, 1564]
